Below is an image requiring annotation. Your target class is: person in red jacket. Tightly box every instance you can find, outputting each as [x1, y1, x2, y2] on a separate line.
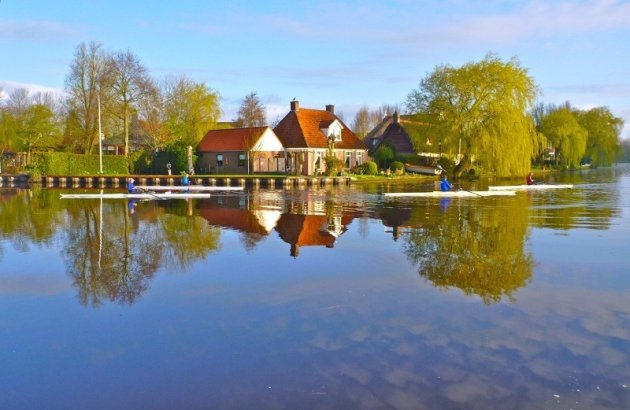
[526, 172, 535, 185]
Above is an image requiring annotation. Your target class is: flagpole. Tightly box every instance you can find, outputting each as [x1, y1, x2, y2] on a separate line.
[98, 94, 103, 174]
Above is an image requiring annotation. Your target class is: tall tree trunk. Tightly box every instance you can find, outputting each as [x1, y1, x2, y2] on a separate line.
[124, 105, 129, 156]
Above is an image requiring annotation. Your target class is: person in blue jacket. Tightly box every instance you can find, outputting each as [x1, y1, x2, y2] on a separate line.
[440, 174, 453, 192]
[182, 172, 190, 192]
[127, 177, 136, 193]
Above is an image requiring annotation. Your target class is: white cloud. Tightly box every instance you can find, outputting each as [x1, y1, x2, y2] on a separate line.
[0, 20, 77, 41]
[0, 81, 65, 100]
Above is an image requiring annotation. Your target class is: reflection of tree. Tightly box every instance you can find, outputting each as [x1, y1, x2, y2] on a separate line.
[529, 188, 619, 230]
[160, 211, 221, 268]
[63, 199, 220, 307]
[0, 188, 60, 254]
[402, 197, 533, 304]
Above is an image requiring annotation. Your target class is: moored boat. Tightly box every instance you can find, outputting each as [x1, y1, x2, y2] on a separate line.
[405, 163, 443, 175]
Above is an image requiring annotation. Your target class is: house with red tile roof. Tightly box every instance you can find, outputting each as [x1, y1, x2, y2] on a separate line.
[197, 126, 284, 174]
[273, 100, 369, 176]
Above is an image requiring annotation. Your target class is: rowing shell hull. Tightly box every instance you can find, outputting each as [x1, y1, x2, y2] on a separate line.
[60, 193, 211, 199]
[488, 184, 573, 191]
[136, 185, 243, 192]
[384, 190, 516, 198]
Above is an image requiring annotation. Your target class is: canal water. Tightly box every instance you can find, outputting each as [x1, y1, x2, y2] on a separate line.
[1, 165, 629, 409]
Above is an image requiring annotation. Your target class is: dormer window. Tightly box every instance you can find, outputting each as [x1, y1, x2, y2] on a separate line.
[321, 119, 343, 142]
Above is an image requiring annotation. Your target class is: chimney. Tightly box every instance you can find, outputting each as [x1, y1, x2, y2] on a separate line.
[290, 99, 299, 112]
[325, 104, 335, 114]
[393, 112, 399, 123]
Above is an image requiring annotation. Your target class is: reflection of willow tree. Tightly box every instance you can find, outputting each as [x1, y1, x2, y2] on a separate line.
[529, 189, 618, 230]
[159, 211, 221, 267]
[64, 200, 220, 307]
[403, 198, 533, 304]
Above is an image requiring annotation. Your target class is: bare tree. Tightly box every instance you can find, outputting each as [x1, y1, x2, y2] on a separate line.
[236, 92, 266, 127]
[352, 105, 371, 139]
[107, 50, 157, 156]
[65, 42, 110, 153]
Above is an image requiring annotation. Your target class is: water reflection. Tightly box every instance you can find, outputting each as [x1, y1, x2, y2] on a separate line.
[380, 195, 533, 303]
[1, 168, 630, 408]
[62, 197, 220, 306]
[0, 172, 623, 309]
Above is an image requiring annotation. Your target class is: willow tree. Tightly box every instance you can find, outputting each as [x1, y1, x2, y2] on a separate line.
[540, 107, 587, 168]
[163, 76, 221, 148]
[575, 107, 623, 167]
[406, 54, 540, 177]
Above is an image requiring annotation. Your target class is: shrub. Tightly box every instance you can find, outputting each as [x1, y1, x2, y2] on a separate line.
[325, 156, 345, 176]
[390, 161, 404, 174]
[359, 161, 378, 175]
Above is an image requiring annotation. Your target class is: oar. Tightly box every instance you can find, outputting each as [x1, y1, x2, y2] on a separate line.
[134, 186, 167, 201]
[457, 184, 483, 197]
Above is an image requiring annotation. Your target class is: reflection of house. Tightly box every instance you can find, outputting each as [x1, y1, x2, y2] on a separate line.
[273, 100, 368, 175]
[198, 196, 282, 235]
[274, 213, 354, 257]
[365, 113, 437, 158]
[197, 126, 285, 174]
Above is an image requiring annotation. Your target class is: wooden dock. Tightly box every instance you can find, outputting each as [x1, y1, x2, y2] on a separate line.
[37, 175, 352, 188]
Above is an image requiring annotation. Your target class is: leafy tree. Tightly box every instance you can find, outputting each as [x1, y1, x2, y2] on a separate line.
[621, 139, 630, 162]
[0, 89, 63, 164]
[575, 107, 623, 167]
[163, 76, 221, 148]
[406, 54, 539, 177]
[540, 107, 587, 168]
[236, 91, 266, 127]
[373, 145, 394, 169]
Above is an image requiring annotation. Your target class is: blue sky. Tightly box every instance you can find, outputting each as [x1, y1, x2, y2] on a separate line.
[1, 0, 629, 138]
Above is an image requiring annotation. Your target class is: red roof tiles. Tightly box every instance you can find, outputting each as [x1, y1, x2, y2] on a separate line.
[198, 126, 269, 151]
[274, 108, 367, 150]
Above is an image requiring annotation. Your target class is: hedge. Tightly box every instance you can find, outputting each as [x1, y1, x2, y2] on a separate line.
[30, 152, 130, 176]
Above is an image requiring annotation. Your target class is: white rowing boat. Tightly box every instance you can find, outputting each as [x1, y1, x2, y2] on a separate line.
[384, 190, 516, 198]
[488, 184, 573, 191]
[60, 192, 211, 199]
[135, 185, 244, 192]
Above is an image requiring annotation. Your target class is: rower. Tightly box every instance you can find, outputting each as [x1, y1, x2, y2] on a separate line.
[526, 172, 535, 185]
[127, 177, 136, 193]
[182, 172, 190, 192]
[440, 174, 453, 192]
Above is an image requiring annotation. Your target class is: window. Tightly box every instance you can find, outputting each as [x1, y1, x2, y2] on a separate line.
[314, 153, 322, 174]
[357, 152, 363, 166]
[345, 152, 351, 168]
[217, 154, 224, 167]
[239, 153, 246, 167]
[333, 128, 341, 142]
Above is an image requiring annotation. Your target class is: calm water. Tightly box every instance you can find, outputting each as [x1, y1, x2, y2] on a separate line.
[1, 166, 629, 409]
